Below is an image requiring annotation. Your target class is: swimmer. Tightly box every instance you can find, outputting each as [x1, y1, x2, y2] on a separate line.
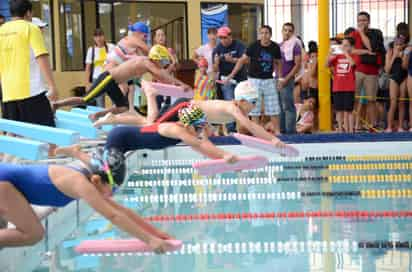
[0, 147, 173, 253]
[104, 22, 151, 112]
[102, 103, 239, 163]
[95, 80, 288, 149]
[52, 45, 191, 121]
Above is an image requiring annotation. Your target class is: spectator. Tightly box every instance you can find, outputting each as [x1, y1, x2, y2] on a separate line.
[296, 97, 316, 133]
[225, 25, 282, 134]
[403, 44, 412, 131]
[294, 36, 306, 104]
[0, 14, 5, 26]
[279, 22, 302, 134]
[0, 14, 5, 117]
[193, 27, 218, 75]
[301, 41, 318, 103]
[193, 58, 216, 100]
[85, 28, 115, 108]
[328, 37, 356, 133]
[153, 28, 178, 107]
[385, 34, 408, 132]
[350, 11, 385, 130]
[0, 0, 58, 128]
[213, 26, 247, 132]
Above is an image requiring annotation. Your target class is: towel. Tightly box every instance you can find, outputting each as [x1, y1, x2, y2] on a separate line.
[281, 35, 299, 61]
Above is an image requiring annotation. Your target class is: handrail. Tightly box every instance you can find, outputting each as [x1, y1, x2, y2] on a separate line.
[150, 17, 184, 33]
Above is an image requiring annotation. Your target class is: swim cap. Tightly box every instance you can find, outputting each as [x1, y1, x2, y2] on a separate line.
[128, 22, 149, 34]
[149, 45, 171, 66]
[198, 57, 208, 68]
[89, 147, 126, 186]
[234, 81, 258, 101]
[178, 104, 207, 128]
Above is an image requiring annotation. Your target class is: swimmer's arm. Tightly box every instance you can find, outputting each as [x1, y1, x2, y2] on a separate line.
[159, 124, 227, 159]
[74, 180, 156, 244]
[134, 39, 149, 55]
[227, 104, 282, 144]
[226, 54, 249, 81]
[402, 47, 411, 70]
[55, 145, 92, 165]
[104, 198, 172, 239]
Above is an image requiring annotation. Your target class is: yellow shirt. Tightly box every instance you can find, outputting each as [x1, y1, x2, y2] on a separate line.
[0, 20, 48, 102]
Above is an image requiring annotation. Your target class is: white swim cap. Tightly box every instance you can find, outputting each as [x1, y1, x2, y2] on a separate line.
[234, 80, 258, 101]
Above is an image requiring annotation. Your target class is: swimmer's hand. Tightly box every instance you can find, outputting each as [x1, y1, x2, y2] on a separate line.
[223, 153, 238, 164]
[271, 138, 286, 148]
[148, 237, 175, 254]
[156, 231, 174, 240]
[54, 144, 81, 157]
[89, 113, 98, 121]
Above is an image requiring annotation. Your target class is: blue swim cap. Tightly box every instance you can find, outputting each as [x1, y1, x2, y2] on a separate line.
[128, 22, 149, 34]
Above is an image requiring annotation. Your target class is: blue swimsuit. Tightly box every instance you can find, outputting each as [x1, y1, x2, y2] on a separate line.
[0, 163, 76, 207]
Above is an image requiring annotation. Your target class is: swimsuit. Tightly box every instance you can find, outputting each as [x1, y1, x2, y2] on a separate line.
[105, 100, 191, 153]
[0, 163, 79, 207]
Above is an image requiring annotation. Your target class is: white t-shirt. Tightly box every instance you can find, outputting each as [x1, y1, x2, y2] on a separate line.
[196, 43, 215, 73]
[85, 43, 115, 80]
[29, 48, 46, 97]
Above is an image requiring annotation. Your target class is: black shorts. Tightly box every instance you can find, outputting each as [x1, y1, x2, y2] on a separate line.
[84, 71, 128, 108]
[333, 92, 355, 112]
[301, 88, 319, 105]
[2, 92, 55, 127]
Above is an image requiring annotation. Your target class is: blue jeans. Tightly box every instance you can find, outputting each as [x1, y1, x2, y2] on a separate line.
[279, 80, 296, 134]
[221, 83, 236, 132]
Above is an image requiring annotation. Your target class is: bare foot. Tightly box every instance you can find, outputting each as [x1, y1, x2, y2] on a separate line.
[54, 144, 81, 157]
[93, 113, 115, 128]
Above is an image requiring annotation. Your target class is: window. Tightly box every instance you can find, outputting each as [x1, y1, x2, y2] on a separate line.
[32, 0, 54, 69]
[58, 0, 84, 71]
[98, 2, 187, 60]
[266, 0, 409, 45]
[201, 3, 264, 46]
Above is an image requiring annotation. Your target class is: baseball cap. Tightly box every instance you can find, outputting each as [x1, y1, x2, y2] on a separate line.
[32, 17, 47, 28]
[217, 26, 231, 37]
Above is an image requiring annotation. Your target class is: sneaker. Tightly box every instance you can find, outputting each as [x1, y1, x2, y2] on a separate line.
[398, 127, 405, 132]
[384, 128, 392, 133]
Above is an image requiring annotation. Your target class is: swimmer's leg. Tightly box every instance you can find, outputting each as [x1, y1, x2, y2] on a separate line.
[0, 183, 44, 247]
[141, 81, 159, 124]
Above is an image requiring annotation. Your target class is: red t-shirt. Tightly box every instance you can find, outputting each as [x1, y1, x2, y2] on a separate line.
[330, 54, 356, 92]
[350, 31, 380, 75]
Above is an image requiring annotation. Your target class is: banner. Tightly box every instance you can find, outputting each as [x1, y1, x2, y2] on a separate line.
[201, 4, 228, 44]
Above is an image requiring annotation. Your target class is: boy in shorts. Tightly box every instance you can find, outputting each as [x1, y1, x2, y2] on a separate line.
[328, 37, 356, 133]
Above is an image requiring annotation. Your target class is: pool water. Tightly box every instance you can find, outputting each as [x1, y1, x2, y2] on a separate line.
[30, 145, 412, 272]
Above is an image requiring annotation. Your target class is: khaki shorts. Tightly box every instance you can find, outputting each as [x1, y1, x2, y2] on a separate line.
[355, 72, 378, 102]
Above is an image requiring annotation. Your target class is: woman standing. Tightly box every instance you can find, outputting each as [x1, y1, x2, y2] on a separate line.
[85, 29, 115, 108]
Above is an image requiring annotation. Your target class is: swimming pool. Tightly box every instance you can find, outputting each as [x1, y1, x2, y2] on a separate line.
[21, 141, 412, 271]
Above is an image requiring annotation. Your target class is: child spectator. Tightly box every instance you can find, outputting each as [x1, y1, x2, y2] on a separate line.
[328, 37, 356, 133]
[194, 58, 216, 100]
[296, 97, 316, 133]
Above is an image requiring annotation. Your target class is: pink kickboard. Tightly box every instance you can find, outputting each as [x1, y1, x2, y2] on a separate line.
[75, 239, 182, 254]
[193, 155, 268, 176]
[233, 133, 299, 157]
[150, 82, 193, 98]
